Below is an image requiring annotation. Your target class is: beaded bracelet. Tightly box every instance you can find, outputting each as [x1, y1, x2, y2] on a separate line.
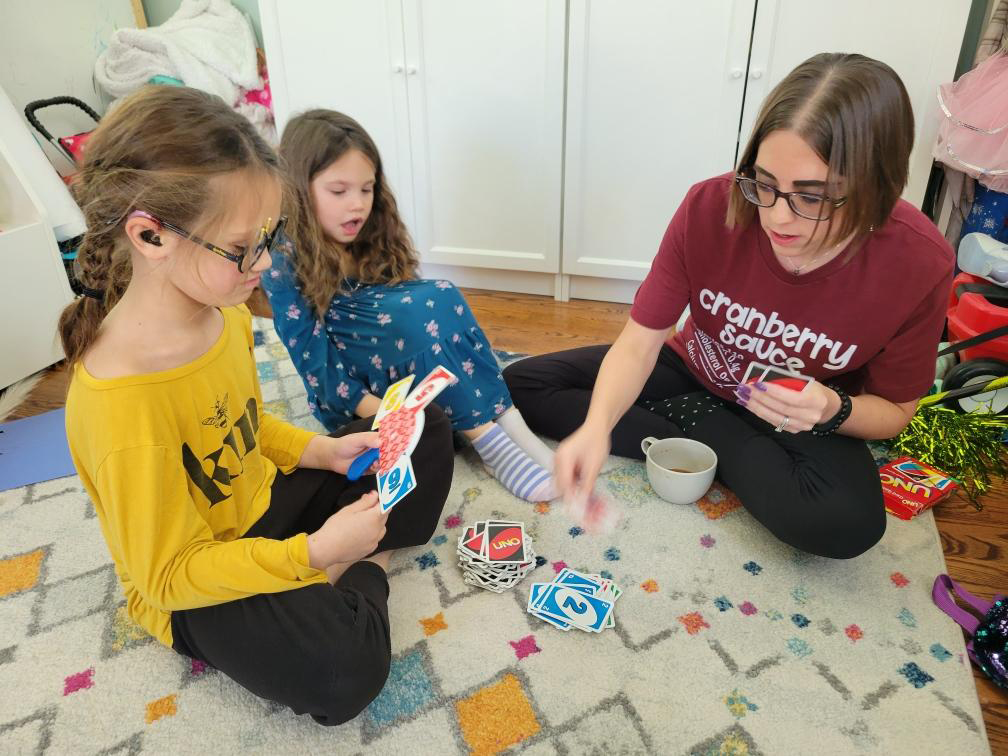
[811, 385, 852, 436]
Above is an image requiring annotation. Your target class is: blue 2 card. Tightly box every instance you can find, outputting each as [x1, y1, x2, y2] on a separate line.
[528, 584, 570, 630]
[553, 568, 602, 594]
[536, 584, 613, 632]
[378, 455, 416, 513]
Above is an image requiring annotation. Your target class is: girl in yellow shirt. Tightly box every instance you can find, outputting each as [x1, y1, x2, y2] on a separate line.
[61, 86, 453, 725]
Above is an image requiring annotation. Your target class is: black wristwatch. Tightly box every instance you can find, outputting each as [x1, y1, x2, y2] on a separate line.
[811, 385, 852, 436]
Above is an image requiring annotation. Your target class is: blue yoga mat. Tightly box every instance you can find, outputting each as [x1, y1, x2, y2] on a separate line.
[0, 408, 76, 492]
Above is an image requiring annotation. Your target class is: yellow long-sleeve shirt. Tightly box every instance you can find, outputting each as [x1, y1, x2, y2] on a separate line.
[65, 305, 327, 647]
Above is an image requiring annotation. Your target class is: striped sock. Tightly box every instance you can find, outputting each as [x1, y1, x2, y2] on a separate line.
[472, 424, 557, 502]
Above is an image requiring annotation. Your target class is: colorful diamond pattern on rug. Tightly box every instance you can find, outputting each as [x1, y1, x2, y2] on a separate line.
[455, 674, 540, 755]
[0, 548, 44, 597]
[0, 316, 990, 754]
[365, 650, 437, 728]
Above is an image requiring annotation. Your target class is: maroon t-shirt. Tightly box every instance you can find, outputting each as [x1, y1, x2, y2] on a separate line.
[630, 174, 954, 403]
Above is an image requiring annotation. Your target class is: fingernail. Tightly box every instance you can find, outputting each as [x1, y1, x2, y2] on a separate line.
[755, 382, 768, 391]
[735, 397, 748, 407]
[736, 385, 751, 399]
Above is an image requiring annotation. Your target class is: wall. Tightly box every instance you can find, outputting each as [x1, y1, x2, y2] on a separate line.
[142, 0, 262, 44]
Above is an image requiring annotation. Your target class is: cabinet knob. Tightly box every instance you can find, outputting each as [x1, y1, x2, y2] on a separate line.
[393, 64, 404, 73]
[407, 65, 418, 75]
[730, 68, 743, 79]
[749, 68, 763, 80]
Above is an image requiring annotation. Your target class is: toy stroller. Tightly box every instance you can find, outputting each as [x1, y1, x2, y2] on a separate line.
[23, 96, 100, 293]
[23, 96, 100, 170]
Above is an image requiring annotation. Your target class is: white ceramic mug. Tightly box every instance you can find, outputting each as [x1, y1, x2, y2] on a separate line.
[640, 436, 717, 505]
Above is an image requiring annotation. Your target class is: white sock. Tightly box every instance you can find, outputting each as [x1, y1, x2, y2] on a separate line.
[472, 424, 557, 502]
[496, 408, 554, 470]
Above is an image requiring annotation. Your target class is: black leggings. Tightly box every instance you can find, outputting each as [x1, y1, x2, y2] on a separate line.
[170, 405, 454, 725]
[503, 345, 885, 559]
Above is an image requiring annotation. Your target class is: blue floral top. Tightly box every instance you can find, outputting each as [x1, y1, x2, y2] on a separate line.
[261, 241, 513, 432]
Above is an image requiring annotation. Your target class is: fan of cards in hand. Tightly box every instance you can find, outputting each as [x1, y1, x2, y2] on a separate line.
[527, 569, 621, 633]
[457, 520, 536, 593]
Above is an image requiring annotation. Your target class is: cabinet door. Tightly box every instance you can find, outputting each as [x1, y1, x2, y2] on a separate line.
[562, 0, 755, 282]
[260, 0, 415, 228]
[739, 0, 971, 209]
[400, 0, 566, 273]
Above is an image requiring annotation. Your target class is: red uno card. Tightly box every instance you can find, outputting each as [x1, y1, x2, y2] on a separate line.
[485, 523, 527, 563]
[402, 366, 457, 412]
[761, 365, 812, 393]
[462, 529, 486, 558]
[741, 361, 811, 392]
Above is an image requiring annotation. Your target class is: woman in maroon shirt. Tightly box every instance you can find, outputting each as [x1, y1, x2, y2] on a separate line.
[504, 52, 954, 558]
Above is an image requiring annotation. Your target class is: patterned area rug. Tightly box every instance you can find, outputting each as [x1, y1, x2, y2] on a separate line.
[0, 317, 991, 755]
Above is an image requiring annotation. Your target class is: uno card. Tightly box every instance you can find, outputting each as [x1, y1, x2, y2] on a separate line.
[377, 454, 416, 513]
[741, 361, 812, 392]
[372, 375, 416, 429]
[553, 568, 603, 594]
[377, 405, 426, 476]
[460, 529, 486, 560]
[528, 584, 571, 630]
[761, 365, 812, 393]
[534, 584, 614, 632]
[740, 361, 767, 385]
[402, 366, 457, 412]
[485, 522, 527, 563]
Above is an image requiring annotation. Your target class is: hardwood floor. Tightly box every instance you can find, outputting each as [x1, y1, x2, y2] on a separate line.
[7, 287, 1007, 753]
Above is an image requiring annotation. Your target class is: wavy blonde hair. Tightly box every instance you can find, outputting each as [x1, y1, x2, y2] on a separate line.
[57, 86, 280, 365]
[279, 110, 418, 318]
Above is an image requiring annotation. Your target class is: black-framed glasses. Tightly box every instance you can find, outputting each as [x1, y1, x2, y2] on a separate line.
[157, 214, 287, 272]
[735, 175, 847, 221]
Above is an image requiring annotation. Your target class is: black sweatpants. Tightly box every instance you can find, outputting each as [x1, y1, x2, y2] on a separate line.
[170, 404, 453, 725]
[503, 345, 885, 559]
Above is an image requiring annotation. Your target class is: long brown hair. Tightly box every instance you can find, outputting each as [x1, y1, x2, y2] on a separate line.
[279, 110, 418, 318]
[728, 52, 914, 247]
[57, 86, 280, 365]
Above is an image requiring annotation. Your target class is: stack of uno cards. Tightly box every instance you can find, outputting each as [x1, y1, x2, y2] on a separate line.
[527, 569, 621, 632]
[457, 520, 536, 593]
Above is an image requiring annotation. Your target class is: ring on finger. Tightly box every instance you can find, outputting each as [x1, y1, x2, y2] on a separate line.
[774, 415, 790, 433]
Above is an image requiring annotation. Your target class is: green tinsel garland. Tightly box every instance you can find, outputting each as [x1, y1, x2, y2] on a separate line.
[886, 405, 1008, 508]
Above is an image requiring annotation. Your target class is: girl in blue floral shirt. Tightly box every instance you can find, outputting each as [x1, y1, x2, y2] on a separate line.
[263, 110, 556, 502]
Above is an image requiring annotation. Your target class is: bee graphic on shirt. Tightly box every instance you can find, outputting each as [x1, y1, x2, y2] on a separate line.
[203, 394, 230, 429]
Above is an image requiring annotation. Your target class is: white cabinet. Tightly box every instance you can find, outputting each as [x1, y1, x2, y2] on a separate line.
[562, 0, 756, 284]
[261, 0, 565, 278]
[262, 0, 972, 303]
[739, 0, 971, 214]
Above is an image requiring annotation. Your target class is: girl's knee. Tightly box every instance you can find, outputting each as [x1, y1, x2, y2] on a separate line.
[308, 639, 391, 726]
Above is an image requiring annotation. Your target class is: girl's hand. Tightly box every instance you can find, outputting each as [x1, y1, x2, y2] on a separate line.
[734, 380, 840, 433]
[554, 423, 611, 501]
[306, 492, 388, 568]
[325, 432, 381, 475]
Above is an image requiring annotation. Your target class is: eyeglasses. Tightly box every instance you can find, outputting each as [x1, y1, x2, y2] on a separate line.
[735, 175, 847, 221]
[131, 211, 287, 272]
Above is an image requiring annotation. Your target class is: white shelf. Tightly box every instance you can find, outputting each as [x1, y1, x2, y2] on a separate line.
[0, 131, 74, 389]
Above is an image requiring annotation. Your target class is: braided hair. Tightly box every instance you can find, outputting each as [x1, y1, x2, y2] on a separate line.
[58, 86, 279, 365]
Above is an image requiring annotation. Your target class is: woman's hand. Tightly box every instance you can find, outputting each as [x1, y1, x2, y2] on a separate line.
[300, 432, 380, 474]
[554, 422, 612, 501]
[734, 380, 840, 433]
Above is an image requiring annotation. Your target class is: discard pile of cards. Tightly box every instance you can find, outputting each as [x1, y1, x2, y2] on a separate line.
[527, 569, 621, 633]
[457, 520, 536, 593]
